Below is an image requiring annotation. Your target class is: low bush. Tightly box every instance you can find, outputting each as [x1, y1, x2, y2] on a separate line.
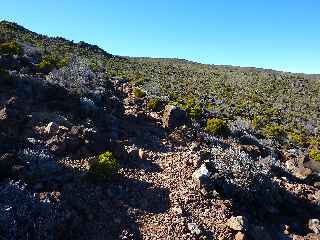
[182, 98, 203, 119]
[308, 137, 320, 148]
[89, 151, 119, 180]
[36, 55, 68, 73]
[36, 55, 57, 73]
[289, 131, 306, 146]
[57, 57, 69, 68]
[263, 124, 287, 139]
[0, 41, 22, 55]
[252, 114, 269, 129]
[147, 98, 159, 111]
[205, 118, 230, 136]
[308, 149, 320, 161]
[134, 88, 146, 98]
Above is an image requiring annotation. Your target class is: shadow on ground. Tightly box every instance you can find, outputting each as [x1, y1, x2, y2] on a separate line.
[0, 73, 170, 240]
[213, 166, 320, 239]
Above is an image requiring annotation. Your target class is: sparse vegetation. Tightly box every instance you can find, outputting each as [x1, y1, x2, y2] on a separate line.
[0, 41, 22, 55]
[263, 124, 287, 140]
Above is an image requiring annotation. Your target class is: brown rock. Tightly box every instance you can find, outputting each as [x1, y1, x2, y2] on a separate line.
[162, 105, 188, 130]
[239, 145, 261, 158]
[285, 158, 312, 180]
[227, 216, 247, 231]
[235, 232, 246, 240]
[292, 233, 320, 240]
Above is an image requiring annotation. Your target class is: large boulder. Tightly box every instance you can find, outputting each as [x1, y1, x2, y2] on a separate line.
[162, 105, 188, 130]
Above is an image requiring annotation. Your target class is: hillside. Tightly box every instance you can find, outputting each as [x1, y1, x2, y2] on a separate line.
[0, 21, 320, 240]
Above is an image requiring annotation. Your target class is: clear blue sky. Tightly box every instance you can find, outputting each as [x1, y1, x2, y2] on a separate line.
[1, 0, 319, 73]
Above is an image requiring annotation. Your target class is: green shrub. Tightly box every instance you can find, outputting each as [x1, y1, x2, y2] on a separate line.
[147, 98, 159, 111]
[57, 57, 69, 68]
[182, 98, 203, 119]
[36, 55, 68, 73]
[289, 131, 306, 146]
[89, 151, 119, 180]
[308, 149, 320, 161]
[263, 124, 286, 139]
[308, 137, 320, 148]
[36, 55, 57, 73]
[0, 41, 22, 55]
[134, 88, 146, 98]
[205, 118, 230, 136]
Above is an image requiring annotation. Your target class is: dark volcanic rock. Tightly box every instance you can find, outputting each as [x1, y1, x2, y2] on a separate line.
[162, 105, 189, 130]
[0, 153, 16, 180]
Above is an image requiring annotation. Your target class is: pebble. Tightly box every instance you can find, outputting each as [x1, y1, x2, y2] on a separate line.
[187, 222, 201, 235]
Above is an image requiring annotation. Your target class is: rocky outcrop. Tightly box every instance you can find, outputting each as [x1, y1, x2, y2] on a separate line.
[162, 105, 188, 130]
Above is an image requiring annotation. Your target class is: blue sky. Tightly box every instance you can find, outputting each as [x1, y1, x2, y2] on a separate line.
[1, 0, 319, 73]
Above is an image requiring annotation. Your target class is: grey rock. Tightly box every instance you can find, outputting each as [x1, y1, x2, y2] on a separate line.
[190, 142, 200, 151]
[308, 219, 320, 234]
[192, 164, 210, 188]
[187, 222, 201, 235]
[45, 122, 59, 135]
[239, 134, 261, 146]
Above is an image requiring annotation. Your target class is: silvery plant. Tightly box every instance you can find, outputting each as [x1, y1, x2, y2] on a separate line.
[46, 56, 106, 98]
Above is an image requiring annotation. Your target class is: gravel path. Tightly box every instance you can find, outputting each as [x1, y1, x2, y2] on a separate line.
[123, 146, 233, 240]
